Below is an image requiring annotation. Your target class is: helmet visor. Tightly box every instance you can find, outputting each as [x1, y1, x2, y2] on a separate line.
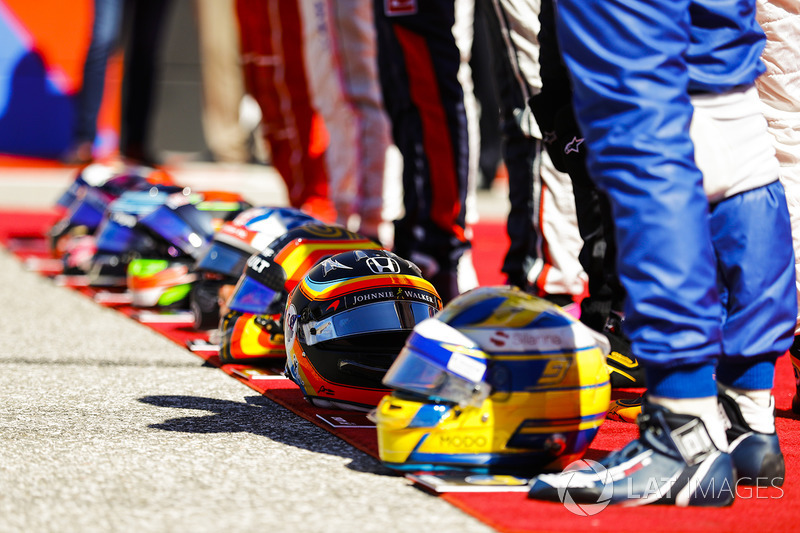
[141, 207, 211, 258]
[95, 219, 138, 254]
[64, 188, 109, 230]
[56, 178, 89, 208]
[383, 345, 490, 407]
[227, 275, 281, 315]
[302, 300, 438, 346]
[383, 319, 491, 407]
[195, 241, 249, 279]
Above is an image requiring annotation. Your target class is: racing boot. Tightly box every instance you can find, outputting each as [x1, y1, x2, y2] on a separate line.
[717, 384, 785, 487]
[603, 311, 645, 388]
[529, 401, 735, 507]
[606, 394, 644, 423]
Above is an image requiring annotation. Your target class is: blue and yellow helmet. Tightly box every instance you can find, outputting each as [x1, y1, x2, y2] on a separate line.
[371, 285, 611, 475]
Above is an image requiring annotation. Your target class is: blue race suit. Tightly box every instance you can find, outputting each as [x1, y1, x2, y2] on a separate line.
[553, 0, 796, 395]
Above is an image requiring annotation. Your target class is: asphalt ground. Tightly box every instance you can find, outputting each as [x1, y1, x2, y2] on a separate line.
[0, 162, 508, 533]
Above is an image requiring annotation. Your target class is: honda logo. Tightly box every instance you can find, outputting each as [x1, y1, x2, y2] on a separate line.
[366, 257, 401, 274]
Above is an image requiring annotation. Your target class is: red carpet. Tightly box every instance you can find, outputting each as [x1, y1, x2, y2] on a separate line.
[3, 210, 799, 533]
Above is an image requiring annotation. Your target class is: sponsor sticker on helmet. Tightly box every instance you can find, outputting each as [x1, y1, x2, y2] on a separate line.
[446, 351, 486, 383]
[219, 223, 251, 241]
[322, 257, 353, 276]
[349, 290, 395, 306]
[469, 326, 594, 353]
[246, 254, 271, 274]
[395, 287, 439, 306]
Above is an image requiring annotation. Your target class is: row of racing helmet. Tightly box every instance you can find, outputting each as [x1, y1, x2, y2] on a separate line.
[50, 162, 613, 477]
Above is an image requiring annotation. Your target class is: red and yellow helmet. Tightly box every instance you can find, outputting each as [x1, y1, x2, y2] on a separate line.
[218, 225, 383, 364]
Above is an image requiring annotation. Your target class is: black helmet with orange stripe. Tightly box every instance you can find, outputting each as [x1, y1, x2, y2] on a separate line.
[283, 249, 442, 411]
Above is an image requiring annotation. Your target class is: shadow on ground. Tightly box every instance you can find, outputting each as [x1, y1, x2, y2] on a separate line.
[138, 394, 397, 476]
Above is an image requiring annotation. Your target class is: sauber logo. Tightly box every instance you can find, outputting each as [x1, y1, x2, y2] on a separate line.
[385, 0, 417, 15]
[366, 257, 401, 274]
[489, 331, 509, 347]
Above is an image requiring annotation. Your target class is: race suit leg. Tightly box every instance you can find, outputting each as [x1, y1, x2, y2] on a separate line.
[526, 0, 795, 507]
[298, 0, 392, 237]
[482, 0, 586, 302]
[755, 0, 800, 410]
[195, 0, 250, 164]
[236, 0, 332, 216]
[554, 0, 795, 398]
[373, 0, 475, 302]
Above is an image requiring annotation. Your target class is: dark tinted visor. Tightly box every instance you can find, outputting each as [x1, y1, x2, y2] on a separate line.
[140, 206, 212, 258]
[228, 275, 281, 315]
[95, 219, 139, 254]
[195, 241, 249, 278]
[302, 301, 437, 346]
[64, 188, 109, 230]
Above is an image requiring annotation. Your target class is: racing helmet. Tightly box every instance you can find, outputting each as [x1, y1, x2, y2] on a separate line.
[371, 286, 611, 474]
[127, 191, 248, 308]
[127, 258, 197, 308]
[86, 189, 176, 286]
[195, 206, 319, 279]
[219, 224, 382, 362]
[135, 190, 250, 260]
[190, 206, 318, 329]
[284, 249, 443, 411]
[186, 190, 252, 233]
[55, 161, 166, 210]
[49, 161, 174, 255]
